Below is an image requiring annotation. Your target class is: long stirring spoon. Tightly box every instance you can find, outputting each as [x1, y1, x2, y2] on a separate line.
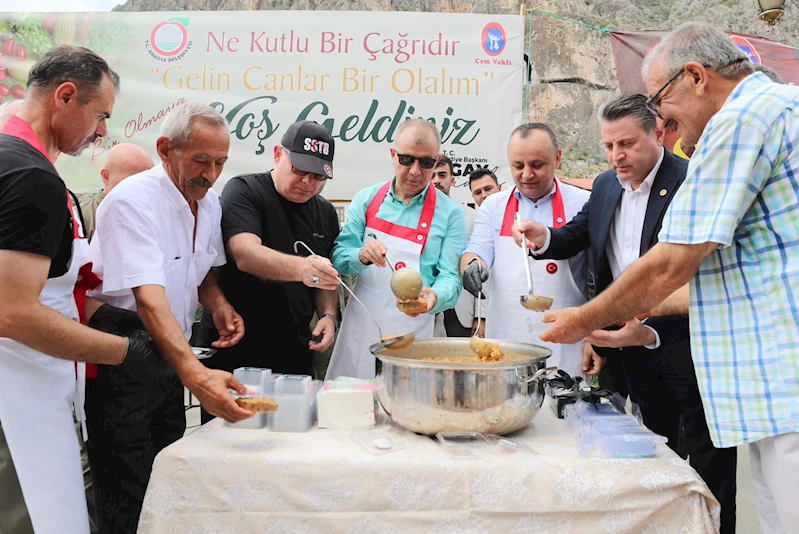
[467, 258, 499, 360]
[292, 241, 415, 350]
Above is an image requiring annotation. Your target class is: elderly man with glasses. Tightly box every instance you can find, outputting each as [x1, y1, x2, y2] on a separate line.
[326, 118, 465, 379]
[534, 22, 799, 534]
[200, 121, 341, 422]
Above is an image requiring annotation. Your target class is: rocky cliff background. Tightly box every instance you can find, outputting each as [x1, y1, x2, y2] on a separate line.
[112, 0, 799, 176]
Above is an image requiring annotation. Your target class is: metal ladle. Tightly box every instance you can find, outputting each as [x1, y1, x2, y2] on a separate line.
[293, 241, 415, 351]
[515, 212, 554, 312]
[367, 232, 395, 273]
[467, 259, 499, 360]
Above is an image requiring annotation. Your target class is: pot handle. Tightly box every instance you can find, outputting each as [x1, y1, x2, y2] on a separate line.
[516, 366, 557, 385]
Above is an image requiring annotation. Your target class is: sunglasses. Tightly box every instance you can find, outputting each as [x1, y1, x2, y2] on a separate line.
[646, 58, 749, 119]
[283, 149, 330, 182]
[396, 153, 439, 170]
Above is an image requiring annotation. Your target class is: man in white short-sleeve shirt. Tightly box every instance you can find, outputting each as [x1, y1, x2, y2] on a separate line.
[86, 102, 252, 533]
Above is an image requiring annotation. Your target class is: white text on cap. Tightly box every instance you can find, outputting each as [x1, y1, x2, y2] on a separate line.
[304, 138, 330, 155]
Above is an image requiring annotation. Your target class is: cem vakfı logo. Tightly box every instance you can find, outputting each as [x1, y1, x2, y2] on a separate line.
[730, 35, 762, 64]
[481, 22, 507, 57]
[145, 18, 192, 62]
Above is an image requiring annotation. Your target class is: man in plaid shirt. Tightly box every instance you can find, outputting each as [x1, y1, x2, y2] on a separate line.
[523, 22, 799, 533]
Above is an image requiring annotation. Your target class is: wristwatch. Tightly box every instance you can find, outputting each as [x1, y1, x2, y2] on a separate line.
[321, 313, 340, 332]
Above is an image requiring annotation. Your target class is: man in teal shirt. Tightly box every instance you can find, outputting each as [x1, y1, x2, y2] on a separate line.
[326, 119, 465, 379]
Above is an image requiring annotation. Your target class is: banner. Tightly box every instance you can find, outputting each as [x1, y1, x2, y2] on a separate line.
[609, 30, 799, 159]
[0, 12, 524, 204]
[609, 30, 799, 92]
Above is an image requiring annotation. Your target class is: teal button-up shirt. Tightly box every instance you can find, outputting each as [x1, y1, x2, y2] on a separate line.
[332, 179, 465, 314]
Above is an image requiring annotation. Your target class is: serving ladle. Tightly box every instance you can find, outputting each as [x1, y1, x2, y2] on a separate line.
[293, 241, 415, 351]
[467, 259, 499, 360]
[515, 212, 554, 312]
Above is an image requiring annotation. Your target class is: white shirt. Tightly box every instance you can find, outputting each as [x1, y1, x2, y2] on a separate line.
[606, 149, 664, 349]
[461, 202, 477, 239]
[467, 183, 589, 297]
[607, 148, 664, 279]
[88, 165, 226, 341]
[533, 155, 664, 349]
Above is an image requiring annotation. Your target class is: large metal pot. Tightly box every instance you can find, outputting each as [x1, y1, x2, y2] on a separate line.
[370, 338, 553, 436]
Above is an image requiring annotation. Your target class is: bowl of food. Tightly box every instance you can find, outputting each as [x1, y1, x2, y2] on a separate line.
[369, 338, 553, 435]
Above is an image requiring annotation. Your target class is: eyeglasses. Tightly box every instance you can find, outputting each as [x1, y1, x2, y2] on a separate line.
[646, 58, 749, 119]
[283, 149, 330, 182]
[646, 69, 685, 119]
[396, 153, 439, 170]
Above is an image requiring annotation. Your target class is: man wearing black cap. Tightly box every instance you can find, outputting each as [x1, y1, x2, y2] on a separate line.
[201, 121, 340, 421]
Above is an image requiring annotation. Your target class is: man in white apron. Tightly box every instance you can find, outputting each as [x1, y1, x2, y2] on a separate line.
[0, 47, 145, 534]
[327, 119, 466, 379]
[461, 123, 590, 378]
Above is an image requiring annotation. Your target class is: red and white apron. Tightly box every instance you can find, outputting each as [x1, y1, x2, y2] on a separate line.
[485, 181, 587, 378]
[327, 181, 438, 380]
[0, 117, 91, 533]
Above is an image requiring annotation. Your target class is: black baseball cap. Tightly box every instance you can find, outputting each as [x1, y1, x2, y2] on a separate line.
[281, 120, 335, 179]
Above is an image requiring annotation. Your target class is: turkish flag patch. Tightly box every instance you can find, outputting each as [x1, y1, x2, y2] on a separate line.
[546, 262, 558, 274]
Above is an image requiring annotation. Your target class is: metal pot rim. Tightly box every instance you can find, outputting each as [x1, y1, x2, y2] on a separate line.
[370, 338, 552, 371]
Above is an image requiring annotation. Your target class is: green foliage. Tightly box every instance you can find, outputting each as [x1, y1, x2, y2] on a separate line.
[87, 20, 131, 52]
[9, 18, 54, 58]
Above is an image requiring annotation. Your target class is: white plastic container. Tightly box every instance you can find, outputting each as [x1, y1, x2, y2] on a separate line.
[234, 367, 272, 391]
[317, 379, 377, 430]
[225, 367, 273, 429]
[268, 379, 321, 433]
[274, 375, 312, 395]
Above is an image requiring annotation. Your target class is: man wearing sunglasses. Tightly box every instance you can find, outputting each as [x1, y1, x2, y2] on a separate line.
[536, 22, 799, 533]
[327, 118, 465, 379]
[200, 121, 341, 411]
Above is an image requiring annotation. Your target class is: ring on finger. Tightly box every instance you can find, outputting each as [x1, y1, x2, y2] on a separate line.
[312, 275, 320, 284]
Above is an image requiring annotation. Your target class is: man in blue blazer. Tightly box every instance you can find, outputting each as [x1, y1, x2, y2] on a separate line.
[516, 93, 737, 533]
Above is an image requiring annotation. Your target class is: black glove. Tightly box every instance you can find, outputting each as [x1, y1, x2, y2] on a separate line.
[88, 304, 145, 335]
[121, 329, 175, 388]
[462, 262, 489, 298]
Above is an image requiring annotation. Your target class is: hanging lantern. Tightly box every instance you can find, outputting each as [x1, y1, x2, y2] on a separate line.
[755, 0, 786, 25]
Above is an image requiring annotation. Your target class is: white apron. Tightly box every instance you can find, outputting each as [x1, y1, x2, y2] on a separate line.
[327, 181, 437, 380]
[485, 181, 587, 378]
[0, 120, 91, 534]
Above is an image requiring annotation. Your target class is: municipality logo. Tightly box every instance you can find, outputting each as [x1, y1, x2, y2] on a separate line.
[145, 18, 192, 62]
[730, 35, 761, 65]
[481, 22, 507, 57]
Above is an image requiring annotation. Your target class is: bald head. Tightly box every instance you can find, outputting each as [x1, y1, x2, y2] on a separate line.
[395, 118, 441, 150]
[101, 143, 154, 193]
[0, 100, 24, 129]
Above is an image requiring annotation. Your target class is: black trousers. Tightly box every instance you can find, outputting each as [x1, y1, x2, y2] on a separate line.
[623, 348, 737, 534]
[442, 308, 472, 337]
[85, 365, 185, 534]
[598, 353, 629, 399]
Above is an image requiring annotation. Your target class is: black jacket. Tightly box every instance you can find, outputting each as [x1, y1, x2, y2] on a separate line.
[534, 149, 689, 357]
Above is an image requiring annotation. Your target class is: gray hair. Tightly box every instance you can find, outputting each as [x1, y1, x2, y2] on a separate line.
[395, 118, 441, 149]
[510, 123, 560, 153]
[159, 102, 229, 149]
[29, 46, 120, 103]
[753, 64, 785, 84]
[599, 93, 657, 133]
[642, 23, 754, 82]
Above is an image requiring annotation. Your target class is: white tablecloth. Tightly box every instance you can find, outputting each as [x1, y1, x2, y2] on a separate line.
[139, 400, 720, 533]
